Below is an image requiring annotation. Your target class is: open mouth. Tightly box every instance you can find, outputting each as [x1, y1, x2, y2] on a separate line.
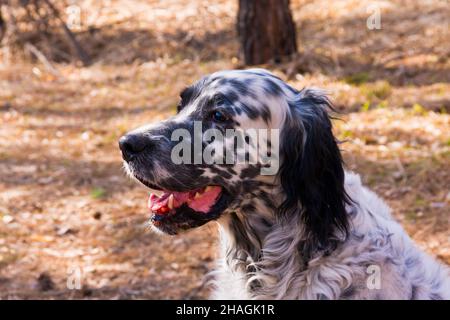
[149, 186, 222, 216]
[133, 175, 231, 234]
[149, 185, 229, 234]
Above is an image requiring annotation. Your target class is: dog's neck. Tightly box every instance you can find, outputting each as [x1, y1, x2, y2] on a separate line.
[217, 188, 310, 298]
[222, 183, 280, 256]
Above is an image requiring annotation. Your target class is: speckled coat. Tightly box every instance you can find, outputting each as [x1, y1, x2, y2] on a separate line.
[212, 172, 450, 300]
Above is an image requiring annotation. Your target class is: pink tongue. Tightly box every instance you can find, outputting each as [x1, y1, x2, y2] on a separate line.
[188, 186, 221, 213]
[148, 186, 222, 213]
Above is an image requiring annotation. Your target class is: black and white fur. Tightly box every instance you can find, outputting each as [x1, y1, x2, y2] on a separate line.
[120, 69, 450, 300]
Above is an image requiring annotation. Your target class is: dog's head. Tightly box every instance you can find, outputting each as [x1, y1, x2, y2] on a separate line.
[120, 69, 349, 250]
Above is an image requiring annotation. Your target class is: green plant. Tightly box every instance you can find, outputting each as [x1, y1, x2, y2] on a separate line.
[360, 101, 371, 112]
[344, 72, 370, 85]
[91, 187, 107, 199]
[361, 81, 392, 100]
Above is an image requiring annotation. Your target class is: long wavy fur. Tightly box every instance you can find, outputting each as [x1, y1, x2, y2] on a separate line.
[278, 89, 352, 259]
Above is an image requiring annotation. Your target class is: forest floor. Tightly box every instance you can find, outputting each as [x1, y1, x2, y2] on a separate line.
[0, 0, 449, 299]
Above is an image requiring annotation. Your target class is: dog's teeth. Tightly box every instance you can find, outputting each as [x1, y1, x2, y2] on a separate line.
[204, 186, 212, 192]
[168, 194, 174, 209]
[194, 192, 201, 199]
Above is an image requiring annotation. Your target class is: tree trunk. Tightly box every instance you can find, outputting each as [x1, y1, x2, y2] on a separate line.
[0, 4, 5, 42]
[237, 0, 297, 65]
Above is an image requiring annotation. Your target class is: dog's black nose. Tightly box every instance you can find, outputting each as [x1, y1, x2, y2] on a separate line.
[119, 134, 150, 161]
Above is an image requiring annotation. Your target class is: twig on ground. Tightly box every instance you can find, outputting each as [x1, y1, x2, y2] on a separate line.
[25, 42, 61, 77]
[394, 156, 407, 183]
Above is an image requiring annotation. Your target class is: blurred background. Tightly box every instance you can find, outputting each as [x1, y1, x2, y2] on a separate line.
[0, 0, 448, 299]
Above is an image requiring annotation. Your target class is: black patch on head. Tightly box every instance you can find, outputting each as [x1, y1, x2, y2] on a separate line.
[239, 103, 259, 119]
[232, 105, 243, 116]
[180, 88, 192, 100]
[177, 76, 211, 113]
[178, 87, 194, 112]
[262, 78, 283, 96]
[278, 90, 351, 259]
[227, 79, 250, 96]
[214, 80, 265, 121]
[260, 103, 271, 123]
[223, 89, 239, 105]
[243, 78, 256, 87]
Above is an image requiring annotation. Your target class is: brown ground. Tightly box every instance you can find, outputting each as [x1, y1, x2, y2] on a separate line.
[0, 0, 449, 299]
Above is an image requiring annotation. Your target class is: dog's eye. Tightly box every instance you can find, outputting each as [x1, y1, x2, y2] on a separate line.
[212, 110, 228, 122]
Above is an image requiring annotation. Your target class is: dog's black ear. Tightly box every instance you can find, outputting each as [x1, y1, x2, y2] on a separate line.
[278, 89, 350, 258]
[177, 86, 194, 113]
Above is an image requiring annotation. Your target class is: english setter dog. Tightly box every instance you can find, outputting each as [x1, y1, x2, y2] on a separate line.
[119, 69, 449, 300]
